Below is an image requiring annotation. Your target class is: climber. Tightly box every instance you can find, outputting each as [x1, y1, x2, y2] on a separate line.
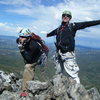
[16, 28, 48, 97]
[47, 10, 100, 84]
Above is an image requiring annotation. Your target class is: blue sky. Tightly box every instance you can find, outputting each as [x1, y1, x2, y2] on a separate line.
[0, 0, 100, 48]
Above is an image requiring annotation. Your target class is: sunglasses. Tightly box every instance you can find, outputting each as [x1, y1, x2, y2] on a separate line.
[62, 14, 71, 18]
[19, 36, 30, 39]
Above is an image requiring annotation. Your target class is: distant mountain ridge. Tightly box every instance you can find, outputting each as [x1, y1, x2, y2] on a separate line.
[0, 35, 100, 49]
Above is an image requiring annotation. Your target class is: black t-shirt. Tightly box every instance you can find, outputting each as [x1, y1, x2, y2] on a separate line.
[21, 39, 42, 64]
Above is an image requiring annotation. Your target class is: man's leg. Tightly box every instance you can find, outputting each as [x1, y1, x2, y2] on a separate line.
[60, 51, 80, 84]
[22, 63, 36, 91]
[55, 59, 62, 74]
[64, 58, 80, 83]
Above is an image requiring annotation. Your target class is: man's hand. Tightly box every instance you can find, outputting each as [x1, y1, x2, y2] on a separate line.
[46, 34, 48, 37]
[18, 44, 25, 52]
[17, 37, 27, 52]
[19, 37, 27, 46]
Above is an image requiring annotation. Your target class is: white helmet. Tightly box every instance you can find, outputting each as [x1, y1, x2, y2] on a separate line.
[18, 28, 32, 37]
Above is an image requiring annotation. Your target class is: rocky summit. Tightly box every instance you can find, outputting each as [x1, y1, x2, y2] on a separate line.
[0, 71, 100, 100]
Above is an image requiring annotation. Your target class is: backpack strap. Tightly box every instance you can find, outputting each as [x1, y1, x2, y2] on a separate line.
[56, 23, 74, 35]
[68, 23, 75, 31]
[31, 33, 49, 53]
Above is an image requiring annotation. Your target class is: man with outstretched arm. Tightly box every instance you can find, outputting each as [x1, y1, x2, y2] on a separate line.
[47, 10, 100, 84]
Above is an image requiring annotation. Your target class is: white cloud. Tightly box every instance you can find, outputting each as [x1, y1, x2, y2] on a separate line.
[7, 8, 33, 16]
[0, 0, 33, 8]
[40, 31, 47, 34]
[0, 23, 6, 27]
[0, 22, 22, 36]
[0, 0, 100, 46]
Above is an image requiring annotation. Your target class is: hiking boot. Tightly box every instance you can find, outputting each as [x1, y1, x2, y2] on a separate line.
[20, 91, 27, 97]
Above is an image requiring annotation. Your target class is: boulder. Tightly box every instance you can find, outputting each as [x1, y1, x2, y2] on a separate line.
[0, 72, 100, 100]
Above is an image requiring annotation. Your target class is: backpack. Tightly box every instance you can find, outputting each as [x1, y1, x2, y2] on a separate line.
[31, 33, 49, 53]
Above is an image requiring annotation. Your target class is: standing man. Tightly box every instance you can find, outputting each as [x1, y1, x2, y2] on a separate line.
[47, 10, 100, 84]
[16, 28, 47, 97]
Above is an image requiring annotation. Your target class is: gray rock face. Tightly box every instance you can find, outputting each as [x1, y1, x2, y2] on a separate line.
[0, 73, 100, 100]
[0, 70, 21, 94]
[88, 87, 100, 100]
[27, 80, 49, 94]
[27, 74, 99, 100]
